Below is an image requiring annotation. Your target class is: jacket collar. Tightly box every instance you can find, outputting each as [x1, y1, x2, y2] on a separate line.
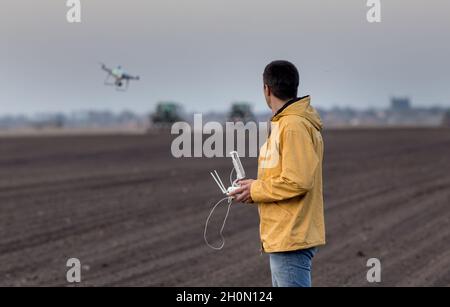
[272, 95, 310, 120]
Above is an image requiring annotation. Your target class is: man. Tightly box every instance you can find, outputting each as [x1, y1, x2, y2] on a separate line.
[230, 60, 326, 287]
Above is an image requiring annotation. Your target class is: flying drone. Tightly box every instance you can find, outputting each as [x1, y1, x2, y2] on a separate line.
[100, 63, 140, 91]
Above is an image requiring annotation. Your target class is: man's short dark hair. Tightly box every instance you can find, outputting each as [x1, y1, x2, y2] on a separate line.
[263, 60, 299, 100]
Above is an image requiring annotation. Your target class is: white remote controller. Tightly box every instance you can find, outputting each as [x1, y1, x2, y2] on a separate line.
[210, 151, 246, 196]
[204, 151, 246, 250]
[226, 186, 240, 196]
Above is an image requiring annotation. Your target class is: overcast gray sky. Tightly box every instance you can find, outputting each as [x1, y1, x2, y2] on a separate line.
[1, 0, 449, 115]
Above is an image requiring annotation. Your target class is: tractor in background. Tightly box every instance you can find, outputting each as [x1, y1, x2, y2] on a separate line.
[150, 102, 185, 128]
[228, 103, 255, 123]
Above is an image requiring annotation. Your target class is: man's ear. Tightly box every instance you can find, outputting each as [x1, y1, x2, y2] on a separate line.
[264, 84, 271, 97]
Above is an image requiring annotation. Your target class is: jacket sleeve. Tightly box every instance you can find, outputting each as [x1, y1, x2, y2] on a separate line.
[250, 125, 319, 203]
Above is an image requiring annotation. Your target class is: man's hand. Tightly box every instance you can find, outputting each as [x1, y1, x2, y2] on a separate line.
[229, 179, 255, 203]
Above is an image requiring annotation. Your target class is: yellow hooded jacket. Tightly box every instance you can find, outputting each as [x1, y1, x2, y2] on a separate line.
[250, 96, 326, 253]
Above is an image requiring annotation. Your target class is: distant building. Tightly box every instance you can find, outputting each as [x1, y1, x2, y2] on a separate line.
[391, 97, 411, 112]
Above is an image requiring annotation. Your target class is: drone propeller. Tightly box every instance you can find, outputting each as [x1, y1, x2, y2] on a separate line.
[100, 62, 113, 76]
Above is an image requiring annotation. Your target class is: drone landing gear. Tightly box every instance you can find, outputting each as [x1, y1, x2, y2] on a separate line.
[103, 74, 129, 92]
[104, 74, 116, 87]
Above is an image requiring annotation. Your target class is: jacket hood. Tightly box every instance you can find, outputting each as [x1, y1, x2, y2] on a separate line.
[272, 96, 323, 131]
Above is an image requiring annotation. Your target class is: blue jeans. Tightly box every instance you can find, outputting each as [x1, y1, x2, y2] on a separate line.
[269, 247, 318, 287]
